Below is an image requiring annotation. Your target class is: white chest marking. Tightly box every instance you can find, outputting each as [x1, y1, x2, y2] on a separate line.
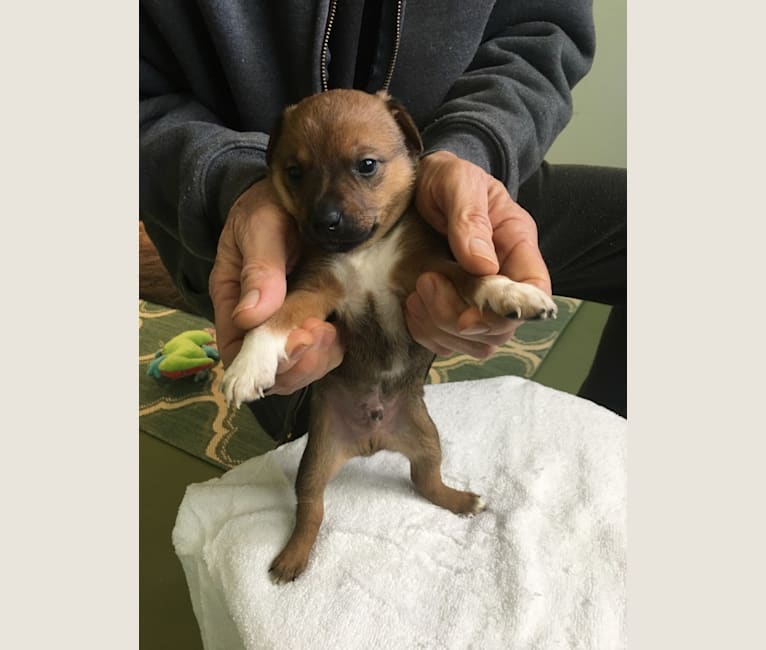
[331, 227, 407, 343]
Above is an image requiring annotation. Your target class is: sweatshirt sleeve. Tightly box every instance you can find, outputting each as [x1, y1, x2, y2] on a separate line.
[139, 57, 270, 321]
[420, 0, 596, 198]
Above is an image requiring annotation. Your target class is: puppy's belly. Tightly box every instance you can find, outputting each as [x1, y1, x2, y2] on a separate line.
[319, 382, 411, 454]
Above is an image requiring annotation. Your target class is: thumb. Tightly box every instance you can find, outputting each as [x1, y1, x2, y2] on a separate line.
[232, 261, 287, 330]
[230, 203, 298, 330]
[446, 193, 499, 276]
[417, 152, 499, 276]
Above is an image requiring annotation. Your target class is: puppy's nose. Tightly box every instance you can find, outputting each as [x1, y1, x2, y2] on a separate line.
[311, 206, 343, 233]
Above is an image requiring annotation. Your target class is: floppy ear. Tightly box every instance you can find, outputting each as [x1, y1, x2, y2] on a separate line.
[265, 105, 295, 167]
[378, 92, 423, 158]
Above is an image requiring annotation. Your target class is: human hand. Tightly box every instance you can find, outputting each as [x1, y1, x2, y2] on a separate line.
[406, 150, 552, 358]
[209, 178, 344, 395]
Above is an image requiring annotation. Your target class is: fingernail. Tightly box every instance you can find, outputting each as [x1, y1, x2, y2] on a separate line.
[232, 289, 260, 316]
[469, 237, 497, 264]
[459, 324, 490, 336]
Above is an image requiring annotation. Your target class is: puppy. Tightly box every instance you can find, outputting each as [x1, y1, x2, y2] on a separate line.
[222, 89, 556, 584]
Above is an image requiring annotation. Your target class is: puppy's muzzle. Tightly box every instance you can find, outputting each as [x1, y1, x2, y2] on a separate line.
[308, 200, 377, 252]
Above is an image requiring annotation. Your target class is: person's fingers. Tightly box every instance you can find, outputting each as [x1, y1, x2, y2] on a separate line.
[416, 152, 499, 276]
[304, 321, 344, 377]
[276, 328, 317, 374]
[497, 237, 553, 295]
[229, 202, 299, 330]
[405, 291, 498, 358]
[404, 276, 494, 357]
[268, 321, 343, 395]
[276, 320, 336, 372]
[488, 184, 552, 295]
[211, 240, 289, 368]
[404, 301, 452, 356]
[404, 291, 449, 356]
[443, 183, 498, 276]
[209, 216, 268, 367]
[402, 268, 528, 357]
[455, 306, 524, 342]
[433, 333, 497, 359]
[209, 180, 301, 367]
[412, 272, 468, 335]
[406, 291, 521, 350]
[413, 272, 520, 336]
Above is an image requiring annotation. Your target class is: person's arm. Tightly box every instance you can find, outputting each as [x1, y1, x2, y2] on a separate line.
[421, 0, 595, 197]
[141, 9, 343, 390]
[140, 90, 270, 320]
[139, 0, 274, 320]
[407, 1, 594, 357]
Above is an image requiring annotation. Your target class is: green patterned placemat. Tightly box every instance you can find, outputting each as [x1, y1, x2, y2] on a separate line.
[139, 296, 580, 469]
[139, 302, 277, 469]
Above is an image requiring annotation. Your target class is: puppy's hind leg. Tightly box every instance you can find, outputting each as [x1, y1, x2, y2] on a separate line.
[269, 402, 351, 584]
[389, 396, 486, 516]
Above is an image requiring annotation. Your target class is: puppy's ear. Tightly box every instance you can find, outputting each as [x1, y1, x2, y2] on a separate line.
[266, 104, 295, 168]
[380, 93, 423, 158]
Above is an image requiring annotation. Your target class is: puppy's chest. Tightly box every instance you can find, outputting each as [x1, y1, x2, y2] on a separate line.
[331, 228, 407, 342]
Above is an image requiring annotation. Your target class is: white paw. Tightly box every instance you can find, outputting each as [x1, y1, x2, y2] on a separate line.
[221, 328, 288, 408]
[475, 276, 557, 321]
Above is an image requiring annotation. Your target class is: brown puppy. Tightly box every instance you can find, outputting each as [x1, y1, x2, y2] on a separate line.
[222, 89, 556, 584]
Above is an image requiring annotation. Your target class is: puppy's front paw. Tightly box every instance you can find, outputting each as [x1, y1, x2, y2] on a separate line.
[475, 276, 557, 321]
[221, 328, 288, 408]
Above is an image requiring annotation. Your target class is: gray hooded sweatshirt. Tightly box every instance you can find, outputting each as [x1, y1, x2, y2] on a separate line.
[140, 0, 595, 320]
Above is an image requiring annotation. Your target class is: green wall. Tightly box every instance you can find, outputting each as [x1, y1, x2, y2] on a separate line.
[546, 0, 626, 168]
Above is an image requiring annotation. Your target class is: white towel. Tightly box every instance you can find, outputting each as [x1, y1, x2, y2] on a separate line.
[173, 376, 626, 650]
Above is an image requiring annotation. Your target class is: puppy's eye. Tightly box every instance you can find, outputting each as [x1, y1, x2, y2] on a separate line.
[356, 158, 378, 177]
[286, 165, 303, 182]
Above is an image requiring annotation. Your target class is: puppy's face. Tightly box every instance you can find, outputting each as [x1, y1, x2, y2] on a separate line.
[267, 90, 423, 253]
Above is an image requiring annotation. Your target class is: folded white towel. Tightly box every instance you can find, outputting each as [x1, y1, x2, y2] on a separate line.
[173, 376, 626, 650]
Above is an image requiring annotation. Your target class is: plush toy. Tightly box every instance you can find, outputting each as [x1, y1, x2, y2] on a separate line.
[147, 330, 220, 381]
